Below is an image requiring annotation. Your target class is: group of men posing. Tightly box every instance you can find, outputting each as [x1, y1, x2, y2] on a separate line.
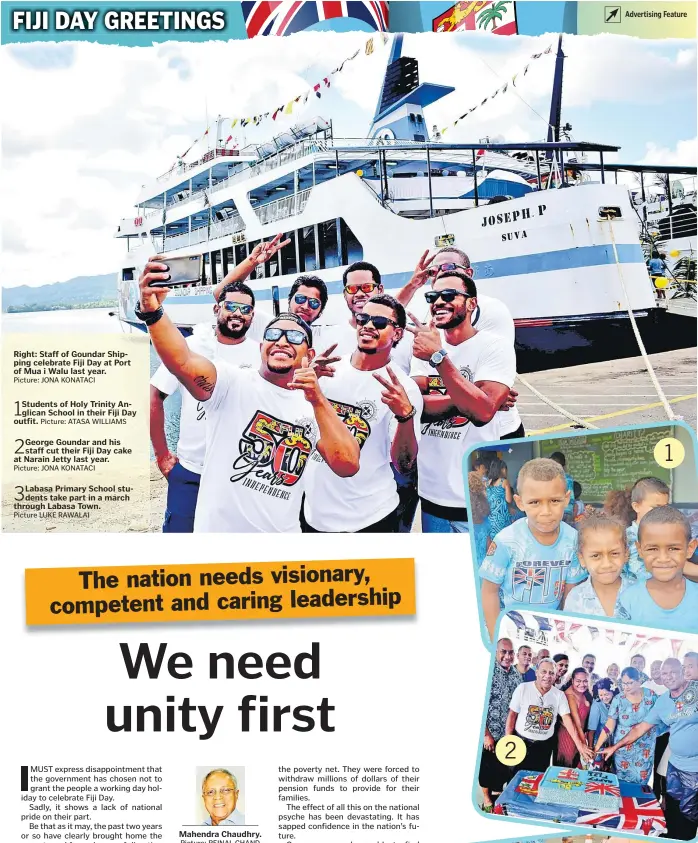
[145, 234, 521, 533]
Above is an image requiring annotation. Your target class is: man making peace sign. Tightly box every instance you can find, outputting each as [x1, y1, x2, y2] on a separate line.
[302, 295, 423, 533]
[409, 269, 517, 534]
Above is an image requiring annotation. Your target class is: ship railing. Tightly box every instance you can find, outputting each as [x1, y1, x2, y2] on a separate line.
[162, 213, 246, 252]
[155, 148, 241, 183]
[254, 188, 313, 225]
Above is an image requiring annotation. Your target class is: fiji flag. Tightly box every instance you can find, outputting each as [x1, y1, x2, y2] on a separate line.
[242, 1, 389, 37]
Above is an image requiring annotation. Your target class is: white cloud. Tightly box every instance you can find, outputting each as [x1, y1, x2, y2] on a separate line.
[639, 137, 698, 167]
[1, 32, 695, 287]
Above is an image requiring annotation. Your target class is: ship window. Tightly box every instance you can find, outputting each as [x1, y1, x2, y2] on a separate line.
[319, 219, 339, 269]
[299, 225, 318, 272]
[210, 250, 220, 286]
[223, 248, 234, 275]
[340, 219, 363, 265]
[234, 243, 248, 266]
[123, 268, 135, 281]
[280, 231, 297, 275]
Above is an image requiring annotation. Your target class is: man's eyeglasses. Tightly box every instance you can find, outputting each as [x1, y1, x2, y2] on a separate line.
[263, 327, 308, 346]
[424, 289, 470, 305]
[356, 313, 398, 330]
[344, 282, 378, 295]
[204, 788, 235, 798]
[293, 294, 322, 310]
[222, 302, 253, 315]
[426, 261, 470, 278]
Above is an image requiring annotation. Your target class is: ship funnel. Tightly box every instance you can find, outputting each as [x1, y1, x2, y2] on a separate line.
[369, 33, 455, 143]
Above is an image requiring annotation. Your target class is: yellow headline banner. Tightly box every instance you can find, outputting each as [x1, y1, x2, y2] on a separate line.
[25, 558, 415, 625]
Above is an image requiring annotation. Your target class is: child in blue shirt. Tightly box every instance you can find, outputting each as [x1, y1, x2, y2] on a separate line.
[480, 457, 585, 639]
[623, 477, 670, 581]
[619, 505, 698, 632]
[549, 450, 575, 524]
[564, 512, 633, 617]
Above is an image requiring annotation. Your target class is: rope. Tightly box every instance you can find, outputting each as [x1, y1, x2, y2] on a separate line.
[515, 374, 599, 430]
[606, 216, 676, 420]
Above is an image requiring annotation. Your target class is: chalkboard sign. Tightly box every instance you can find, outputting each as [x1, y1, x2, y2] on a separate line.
[539, 427, 672, 503]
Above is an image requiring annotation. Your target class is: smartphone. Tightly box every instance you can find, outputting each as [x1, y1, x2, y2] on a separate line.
[149, 255, 203, 288]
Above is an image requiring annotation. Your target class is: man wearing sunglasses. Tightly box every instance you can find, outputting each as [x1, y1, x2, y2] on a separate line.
[212, 232, 290, 338]
[315, 261, 387, 354]
[397, 247, 524, 439]
[149, 281, 262, 532]
[287, 275, 337, 345]
[409, 270, 517, 534]
[303, 295, 423, 533]
[139, 258, 360, 533]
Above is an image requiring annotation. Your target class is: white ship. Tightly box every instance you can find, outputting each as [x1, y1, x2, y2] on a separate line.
[115, 35, 696, 369]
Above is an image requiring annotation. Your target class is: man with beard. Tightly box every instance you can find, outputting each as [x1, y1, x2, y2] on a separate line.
[150, 281, 262, 532]
[139, 257, 359, 532]
[212, 233, 289, 338]
[302, 295, 422, 533]
[603, 658, 698, 841]
[479, 638, 522, 811]
[408, 270, 517, 533]
[397, 247, 524, 439]
[506, 658, 594, 773]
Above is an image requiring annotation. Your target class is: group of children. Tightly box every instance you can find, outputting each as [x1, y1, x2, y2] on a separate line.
[477, 457, 698, 638]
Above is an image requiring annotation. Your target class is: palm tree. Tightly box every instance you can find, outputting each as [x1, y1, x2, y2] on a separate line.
[477, 1, 510, 30]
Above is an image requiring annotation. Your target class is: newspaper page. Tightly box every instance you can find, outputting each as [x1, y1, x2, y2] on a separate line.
[2, 2, 697, 843]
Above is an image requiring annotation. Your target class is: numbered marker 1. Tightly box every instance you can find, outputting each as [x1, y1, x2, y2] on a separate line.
[495, 735, 527, 766]
[653, 437, 685, 469]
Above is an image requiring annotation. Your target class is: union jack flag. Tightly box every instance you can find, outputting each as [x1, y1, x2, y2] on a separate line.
[585, 782, 621, 798]
[513, 567, 547, 588]
[576, 795, 665, 835]
[242, 1, 389, 37]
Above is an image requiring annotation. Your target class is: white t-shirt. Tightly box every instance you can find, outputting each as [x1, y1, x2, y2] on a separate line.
[304, 356, 423, 532]
[312, 321, 415, 376]
[509, 681, 570, 742]
[411, 330, 516, 509]
[473, 295, 521, 436]
[390, 293, 521, 433]
[642, 680, 668, 696]
[150, 329, 261, 474]
[193, 364, 318, 533]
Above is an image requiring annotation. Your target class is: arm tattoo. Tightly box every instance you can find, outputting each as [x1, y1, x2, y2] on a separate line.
[193, 375, 215, 394]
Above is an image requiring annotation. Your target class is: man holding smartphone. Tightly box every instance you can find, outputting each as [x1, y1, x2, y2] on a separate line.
[139, 258, 359, 533]
[150, 280, 262, 532]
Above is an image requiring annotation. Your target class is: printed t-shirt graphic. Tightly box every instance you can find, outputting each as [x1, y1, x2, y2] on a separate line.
[644, 680, 698, 772]
[150, 330, 261, 474]
[480, 518, 585, 610]
[509, 681, 570, 740]
[194, 363, 318, 533]
[304, 357, 423, 532]
[410, 330, 516, 508]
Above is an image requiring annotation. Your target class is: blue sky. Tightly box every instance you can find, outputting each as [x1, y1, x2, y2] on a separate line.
[2, 32, 695, 287]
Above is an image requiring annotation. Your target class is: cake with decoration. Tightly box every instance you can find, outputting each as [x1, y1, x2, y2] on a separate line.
[534, 767, 622, 811]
